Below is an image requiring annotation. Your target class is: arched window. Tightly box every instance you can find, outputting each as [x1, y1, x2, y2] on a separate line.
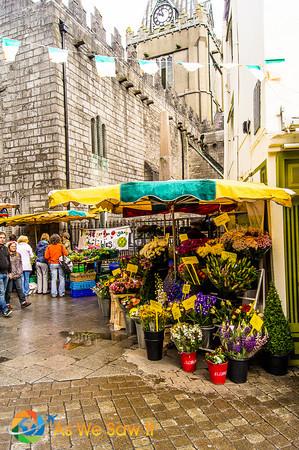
[96, 116, 102, 155]
[91, 116, 107, 158]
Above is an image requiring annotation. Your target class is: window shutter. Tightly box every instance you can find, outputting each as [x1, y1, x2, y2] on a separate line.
[253, 81, 261, 134]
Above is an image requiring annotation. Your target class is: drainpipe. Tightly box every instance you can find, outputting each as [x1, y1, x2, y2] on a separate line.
[59, 20, 70, 191]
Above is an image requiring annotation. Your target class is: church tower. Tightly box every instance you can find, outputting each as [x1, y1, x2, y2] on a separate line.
[127, 0, 223, 123]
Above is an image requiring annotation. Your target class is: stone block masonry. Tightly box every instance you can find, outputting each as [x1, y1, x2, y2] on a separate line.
[0, 0, 222, 213]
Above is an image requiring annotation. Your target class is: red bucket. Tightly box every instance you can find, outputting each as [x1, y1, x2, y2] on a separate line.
[207, 361, 228, 384]
[180, 352, 197, 372]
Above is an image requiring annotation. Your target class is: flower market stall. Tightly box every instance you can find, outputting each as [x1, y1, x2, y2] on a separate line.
[48, 179, 294, 383]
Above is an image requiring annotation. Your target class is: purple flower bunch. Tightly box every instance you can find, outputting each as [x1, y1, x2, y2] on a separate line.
[219, 321, 268, 360]
[195, 293, 217, 316]
[166, 281, 183, 303]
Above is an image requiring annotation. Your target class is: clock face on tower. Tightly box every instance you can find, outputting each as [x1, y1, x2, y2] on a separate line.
[152, 4, 174, 27]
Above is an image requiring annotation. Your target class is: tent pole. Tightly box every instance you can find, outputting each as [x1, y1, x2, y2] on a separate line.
[171, 205, 177, 279]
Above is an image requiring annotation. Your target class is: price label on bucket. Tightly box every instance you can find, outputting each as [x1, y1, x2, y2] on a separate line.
[127, 264, 138, 274]
[150, 300, 163, 312]
[179, 234, 188, 242]
[182, 295, 196, 311]
[112, 268, 121, 276]
[172, 304, 181, 321]
[221, 251, 237, 263]
[182, 256, 199, 265]
[250, 313, 264, 332]
[182, 284, 191, 295]
[213, 213, 230, 227]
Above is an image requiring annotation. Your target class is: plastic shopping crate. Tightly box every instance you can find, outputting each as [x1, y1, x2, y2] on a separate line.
[70, 280, 96, 290]
[70, 288, 96, 298]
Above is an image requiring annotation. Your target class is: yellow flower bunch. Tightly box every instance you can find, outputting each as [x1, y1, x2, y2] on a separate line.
[197, 240, 224, 258]
[139, 237, 168, 260]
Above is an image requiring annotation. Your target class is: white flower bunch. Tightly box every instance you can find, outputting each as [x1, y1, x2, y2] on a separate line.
[170, 322, 202, 353]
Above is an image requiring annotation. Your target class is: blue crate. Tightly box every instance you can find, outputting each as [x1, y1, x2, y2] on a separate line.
[70, 288, 96, 298]
[70, 280, 96, 290]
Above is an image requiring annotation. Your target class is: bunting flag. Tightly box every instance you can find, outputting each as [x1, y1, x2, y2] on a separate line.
[246, 65, 265, 81]
[265, 58, 286, 65]
[2, 38, 21, 62]
[178, 62, 204, 72]
[221, 63, 238, 70]
[48, 47, 68, 63]
[95, 55, 116, 77]
[138, 59, 159, 75]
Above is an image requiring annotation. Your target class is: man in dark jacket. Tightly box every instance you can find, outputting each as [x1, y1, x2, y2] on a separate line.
[0, 232, 12, 317]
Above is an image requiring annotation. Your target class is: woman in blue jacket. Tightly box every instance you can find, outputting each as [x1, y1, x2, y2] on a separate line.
[36, 233, 49, 295]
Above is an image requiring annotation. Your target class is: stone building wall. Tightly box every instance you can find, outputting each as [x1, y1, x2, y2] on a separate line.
[0, 0, 222, 214]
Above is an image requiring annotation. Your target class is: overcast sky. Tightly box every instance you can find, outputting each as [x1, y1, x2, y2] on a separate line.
[82, 0, 224, 43]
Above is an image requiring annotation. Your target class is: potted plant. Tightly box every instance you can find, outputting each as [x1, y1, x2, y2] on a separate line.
[184, 292, 217, 349]
[139, 304, 168, 361]
[219, 318, 268, 383]
[170, 322, 202, 372]
[263, 283, 294, 375]
[205, 347, 228, 384]
[119, 296, 141, 336]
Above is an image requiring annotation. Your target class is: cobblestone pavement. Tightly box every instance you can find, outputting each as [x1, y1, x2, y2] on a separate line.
[0, 294, 298, 449]
[0, 372, 299, 450]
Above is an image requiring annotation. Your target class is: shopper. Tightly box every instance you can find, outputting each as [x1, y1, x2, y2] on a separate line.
[0, 231, 12, 317]
[6, 234, 17, 246]
[45, 234, 68, 298]
[61, 231, 72, 253]
[36, 233, 49, 295]
[6, 242, 31, 309]
[17, 235, 33, 299]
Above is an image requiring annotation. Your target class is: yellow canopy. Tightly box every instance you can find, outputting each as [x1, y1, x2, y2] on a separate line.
[0, 210, 96, 227]
[48, 179, 294, 215]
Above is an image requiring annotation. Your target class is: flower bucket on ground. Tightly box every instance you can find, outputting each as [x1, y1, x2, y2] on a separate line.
[205, 348, 228, 384]
[170, 323, 202, 372]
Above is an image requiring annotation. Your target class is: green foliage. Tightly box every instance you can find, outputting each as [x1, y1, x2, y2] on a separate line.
[264, 283, 294, 356]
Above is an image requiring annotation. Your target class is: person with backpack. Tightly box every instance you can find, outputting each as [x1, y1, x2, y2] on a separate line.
[44, 234, 68, 298]
[0, 231, 12, 317]
[36, 233, 49, 295]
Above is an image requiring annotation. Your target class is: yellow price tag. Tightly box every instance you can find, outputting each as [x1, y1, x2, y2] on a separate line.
[150, 300, 163, 312]
[182, 295, 196, 310]
[179, 234, 188, 242]
[221, 251, 237, 263]
[172, 304, 181, 321]
[182, 284, 191, 295]
[182, 256, 199, 265]
[165, 233, 170, 241]
[250, 313, 264, 332]
[112, 268, 121, 276]
[213, 213, 230, 227]
[127, 264, 138, 274]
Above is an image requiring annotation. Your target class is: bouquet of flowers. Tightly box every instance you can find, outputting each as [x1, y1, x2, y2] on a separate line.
[213, 299, 234, 324]
[185, 292, 217, 326]
[197, 239, 224, 259]
[205, 256, 258, 298]
[139, 304, 168, 332]
[109, 276, 143, 294]
[220, 227, 272, 260]
[219, 320, 268, 360]
[139, 237, 168, 261]
[170, 323, 202, 353]
[93, 276, 114, 298]
[129, 306, 141, 322]
[205, 347, 227, 364]
[176, 238, 208, 256]
[120, 296, 141, 311]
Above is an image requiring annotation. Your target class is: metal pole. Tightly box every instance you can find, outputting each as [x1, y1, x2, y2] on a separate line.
[171, 205, 177, 279]
[59, 20, 70, 191]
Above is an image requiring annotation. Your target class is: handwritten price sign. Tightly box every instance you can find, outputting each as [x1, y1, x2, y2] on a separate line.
[172, 304, 181, 321]
[150, 300, 163, 312]
[182, 295, 196, 310]
[112, 268, 121, 276]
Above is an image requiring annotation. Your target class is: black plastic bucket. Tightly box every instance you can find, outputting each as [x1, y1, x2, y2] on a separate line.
[228, 358, 249, 383]
[265, 354, 289, 376]
[144, 330, 164, 361]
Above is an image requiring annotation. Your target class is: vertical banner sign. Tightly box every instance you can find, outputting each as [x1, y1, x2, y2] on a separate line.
[81, 227, 131, 250]
[48, 47, 68, 63]
[95, 55, 116, 77]
[2, 38, 21, 62]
